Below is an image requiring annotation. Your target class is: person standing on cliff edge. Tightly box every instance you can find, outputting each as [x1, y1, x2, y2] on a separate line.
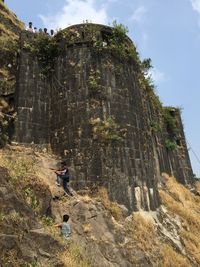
[26, 22, 33, 32]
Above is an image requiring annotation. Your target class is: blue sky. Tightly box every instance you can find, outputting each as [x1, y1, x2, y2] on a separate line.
[6, 0, 200, 177]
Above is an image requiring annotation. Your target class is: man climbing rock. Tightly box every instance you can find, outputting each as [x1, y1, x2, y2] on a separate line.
[51, 161, 73, 196]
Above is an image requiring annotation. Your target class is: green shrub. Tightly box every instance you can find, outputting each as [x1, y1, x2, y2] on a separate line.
[0, 211, 24, 224]
[111, 20, 128, 44]
[0, 98, 12, 148]
[150, 120, 161, 133]
[90, 117, 126, 143]
[88, 69, 107, 99]
[40, 215, 54, 226]
[165, 139, 176, 151]
[23, 34, 58, 76]
[141, 58, 152, 74]
[163, 107, 179, 136]
[24, 187, 39, 209]
[109, 21, 140, 64]
[0, 212, 6, 221]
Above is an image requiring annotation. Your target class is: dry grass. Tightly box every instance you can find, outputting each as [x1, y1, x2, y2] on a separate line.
[0, 22, 18, 39]
[160, 244, 189, 267]
[0, 152, 36, 183]
[0, 210, 25, 225]
[0, 68, 9, 77]
[1, 249, 24, 267]
[1, 249, 38, 267]
[126, 212, 157, 252]
[125, 212, 191, 266]
[83, 223, 92, 233]
[0, 98, 9, 110]
[39, 216, 92, 267]
[0, 147, 92, 266]
[59, 243, 92, 267]
[181, 231, 200, 263]
[195, 180, 200, 193]
[160, 174, 200, 265]
[0, 1, 24, 30]
[80, 195, 93, 204]
[96, 187, 123, 221]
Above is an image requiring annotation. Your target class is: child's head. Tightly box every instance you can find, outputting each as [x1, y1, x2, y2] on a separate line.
[63, 214, 69, 222]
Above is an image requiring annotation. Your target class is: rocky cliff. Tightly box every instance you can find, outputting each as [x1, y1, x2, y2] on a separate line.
[0, 2, 194, 213]
[0, 4, 199, 266]
[14, 23, 193, 213]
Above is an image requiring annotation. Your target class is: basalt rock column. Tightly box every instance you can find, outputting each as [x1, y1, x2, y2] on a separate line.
[15, 31, 50, 144]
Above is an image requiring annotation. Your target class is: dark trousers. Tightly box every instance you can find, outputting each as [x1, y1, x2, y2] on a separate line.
[57, 175, 72, 195]
[62, 177, 70, 193]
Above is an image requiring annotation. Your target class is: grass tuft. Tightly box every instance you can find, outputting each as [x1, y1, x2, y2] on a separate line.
[59, 243, 92, 267]
[96, 187, 123, 221]
[160, 174, 200, 265]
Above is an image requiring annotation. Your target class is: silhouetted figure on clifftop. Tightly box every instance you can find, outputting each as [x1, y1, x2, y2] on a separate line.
[26, 22, 33, 32]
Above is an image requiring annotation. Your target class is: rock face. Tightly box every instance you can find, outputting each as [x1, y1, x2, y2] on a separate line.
[14, 31, 50, 145]
[0, 167, 63, 267]
[13, 23, 193, 212]
[0, 148, 199, 267]
[52, 197, 134, 267]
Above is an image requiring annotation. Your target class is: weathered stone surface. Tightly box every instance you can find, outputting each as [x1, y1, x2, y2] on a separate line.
[51, 195, 134, 267]
[14, 24, 194, 213]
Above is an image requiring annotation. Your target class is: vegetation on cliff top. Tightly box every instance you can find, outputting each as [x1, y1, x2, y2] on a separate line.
[0, 1, 24, 32]
[23, 34, 59, 76]
[0, 0, 24, 75]
[98, 20, 141, 65]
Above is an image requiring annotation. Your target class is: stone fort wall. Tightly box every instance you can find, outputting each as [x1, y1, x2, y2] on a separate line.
[14, 24, 193, 212]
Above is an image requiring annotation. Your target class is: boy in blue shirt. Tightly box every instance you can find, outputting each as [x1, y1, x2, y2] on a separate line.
[55, 214, 71, 240]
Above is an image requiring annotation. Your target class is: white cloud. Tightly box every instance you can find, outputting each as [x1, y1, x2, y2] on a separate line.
[190, 0, 200, 13]
[40, 0, 108, 30]
[190, 0, 200, 28]
[142, 32, 148, 43]
[130, 6, 147, 22]
[149, 68, 166, 83]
